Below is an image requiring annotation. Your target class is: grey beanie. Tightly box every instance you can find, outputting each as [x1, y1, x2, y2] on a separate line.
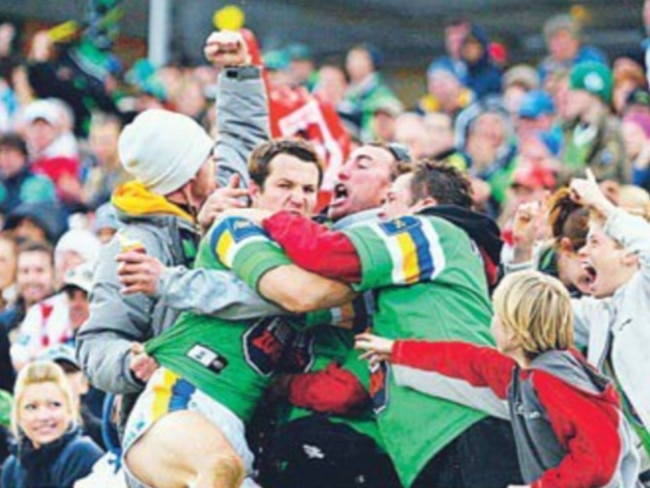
[118, 109, 213, 195]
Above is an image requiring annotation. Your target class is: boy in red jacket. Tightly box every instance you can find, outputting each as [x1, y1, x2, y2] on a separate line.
[356, 270, 640, 488]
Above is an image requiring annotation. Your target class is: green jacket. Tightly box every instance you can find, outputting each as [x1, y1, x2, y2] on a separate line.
[562, 113, 629, 183]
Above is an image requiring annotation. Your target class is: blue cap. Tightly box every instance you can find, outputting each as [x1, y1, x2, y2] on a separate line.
[263, 49, 290, 71]
[286, 43, 312, 61]
[537, 129, 562, 157]
[426, 60, 458, 80]
[518, 90, 555, 119]
[93, 202, 120, 232]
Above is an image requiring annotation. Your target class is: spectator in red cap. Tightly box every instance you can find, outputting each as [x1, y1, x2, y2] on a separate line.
[22, 99, 81, 206]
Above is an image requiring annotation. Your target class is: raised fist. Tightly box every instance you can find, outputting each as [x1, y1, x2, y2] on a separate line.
[204, 30, 251, 68]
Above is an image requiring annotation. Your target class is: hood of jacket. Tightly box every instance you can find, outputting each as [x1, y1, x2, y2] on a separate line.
[418, 204, 503, 264]
[111, 180, 195, 225]
[530, 349, 617, 403]
[464, 23, 491, 70]
[419, 204, 503, 287]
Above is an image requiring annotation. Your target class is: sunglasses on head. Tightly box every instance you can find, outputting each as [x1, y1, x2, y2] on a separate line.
[387, 143, 412, 164]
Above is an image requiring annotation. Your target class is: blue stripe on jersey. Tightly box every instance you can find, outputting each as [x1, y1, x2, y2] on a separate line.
[168, 377, 196, 412]
[409, 221, 435, 282]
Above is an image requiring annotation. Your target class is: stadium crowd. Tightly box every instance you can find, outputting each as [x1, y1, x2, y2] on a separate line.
[0, 2, 649, 487]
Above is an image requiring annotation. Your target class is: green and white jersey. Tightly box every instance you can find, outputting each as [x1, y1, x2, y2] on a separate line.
[342, 215, 495, 488]
[285, 295, 384, 447]
[146, 217, 298, 425]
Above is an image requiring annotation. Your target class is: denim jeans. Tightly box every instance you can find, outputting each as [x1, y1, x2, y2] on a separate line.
[413, 417, 523, 488]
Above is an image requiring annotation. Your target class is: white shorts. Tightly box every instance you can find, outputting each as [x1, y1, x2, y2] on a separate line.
[122, 367, 258, 488]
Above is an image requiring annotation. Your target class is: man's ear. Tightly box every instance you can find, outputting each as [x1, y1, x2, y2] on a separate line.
[621, 251, 639, 269]
[249, 181, 261, 204]
[559, 237, 574, 254]
[411, 197, 438, 213]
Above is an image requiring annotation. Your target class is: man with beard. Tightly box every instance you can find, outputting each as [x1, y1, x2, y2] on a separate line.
[75, 29, 271, 436]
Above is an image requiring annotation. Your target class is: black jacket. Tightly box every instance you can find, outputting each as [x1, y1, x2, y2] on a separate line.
[418, 205, 503, 289]
[1, 426, 103, 488]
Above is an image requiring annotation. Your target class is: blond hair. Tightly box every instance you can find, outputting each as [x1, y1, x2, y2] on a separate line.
[493, 270, 574, 356]
[11, 361, 78, 438]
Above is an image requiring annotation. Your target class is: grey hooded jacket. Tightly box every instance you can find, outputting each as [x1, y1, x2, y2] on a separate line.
[76, 66, 272, 396]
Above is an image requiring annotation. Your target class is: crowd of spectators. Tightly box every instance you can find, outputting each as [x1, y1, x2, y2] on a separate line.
[0, 4, 649, 488]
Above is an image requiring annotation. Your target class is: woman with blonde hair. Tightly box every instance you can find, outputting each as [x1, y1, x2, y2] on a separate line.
[1, 361, 103, 488]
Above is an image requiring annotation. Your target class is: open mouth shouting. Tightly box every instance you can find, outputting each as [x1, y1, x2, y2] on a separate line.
[581, 260, 598, 292]
[330, 182, 349, 208]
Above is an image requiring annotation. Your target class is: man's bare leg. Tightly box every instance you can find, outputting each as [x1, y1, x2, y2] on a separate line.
[125, 410, 245, 488]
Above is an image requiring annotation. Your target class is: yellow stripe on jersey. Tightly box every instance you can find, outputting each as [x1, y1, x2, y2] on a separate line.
[215, 226, 235, 268]
[372, 217, 444, 285]
[151, 368, 178, 422]
[210, 217, 273, 269]
[396, 230, 419, 284]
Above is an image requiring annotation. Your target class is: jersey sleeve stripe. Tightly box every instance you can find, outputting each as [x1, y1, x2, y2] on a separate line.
[369, 217, 445, 285]
[419, 218, 446, 281]
[216, 228, 235, 267]
[209, 217, 273, 269]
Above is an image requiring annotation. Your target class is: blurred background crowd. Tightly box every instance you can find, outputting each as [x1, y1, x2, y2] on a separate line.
[0, 0, 649, 486]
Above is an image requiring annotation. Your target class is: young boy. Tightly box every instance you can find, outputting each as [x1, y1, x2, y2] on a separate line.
[355, 270, 640, 488]
[506, 170, 650, 479]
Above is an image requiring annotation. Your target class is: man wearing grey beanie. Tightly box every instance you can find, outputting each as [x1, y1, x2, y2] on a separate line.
[76, 31, 271, 448]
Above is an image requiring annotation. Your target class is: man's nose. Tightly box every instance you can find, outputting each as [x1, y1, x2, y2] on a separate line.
[288, 189, 306, 205]
[337, 164, 351, 180]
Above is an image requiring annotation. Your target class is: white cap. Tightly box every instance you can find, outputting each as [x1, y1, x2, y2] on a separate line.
[55, 229, 101, 268]
[118, 109, 214, 195]
[61, 262, 94, 294]
[24, 99, 60, 126]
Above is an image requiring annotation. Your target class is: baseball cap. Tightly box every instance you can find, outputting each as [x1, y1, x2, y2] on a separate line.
[93, 203, 120, 233]
[39, 344, 80, 372]
[518, 90, 555, 119]
[61, 262, 94, 294]
[569, 61, 613, 104]
[511, 164, 556, 190]
[286, 43, 312, 61]
[263, 50, 290, 71]
[503, 64, 540, 91]
[24, 99, 60, 126]
[368, 96, 404, 118]
[427, 60, 459, 80]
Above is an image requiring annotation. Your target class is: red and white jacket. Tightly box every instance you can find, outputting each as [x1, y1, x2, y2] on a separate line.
[390, 341, 640, 488]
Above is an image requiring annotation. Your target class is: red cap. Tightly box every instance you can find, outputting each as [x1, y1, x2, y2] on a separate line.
[511, 164, 556, 190]
[489, 42, 508, 66]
